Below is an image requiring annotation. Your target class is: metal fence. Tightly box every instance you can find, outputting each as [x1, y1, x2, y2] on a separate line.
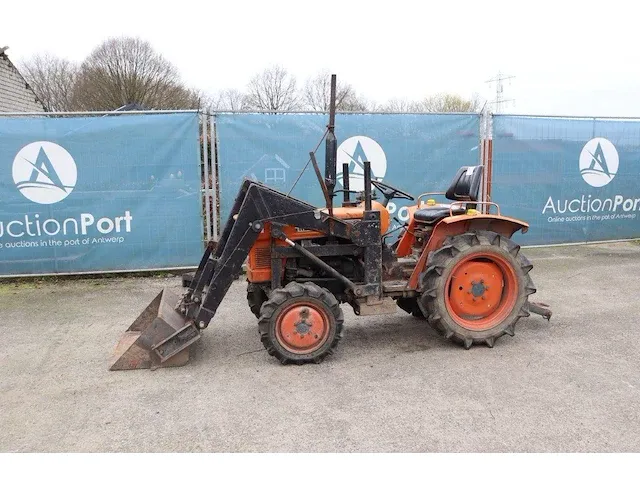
[2, 108, 639, 277]
[487, 114, 640, 246]
[213, 111, 482, 241]
[0, 110, 204, 277]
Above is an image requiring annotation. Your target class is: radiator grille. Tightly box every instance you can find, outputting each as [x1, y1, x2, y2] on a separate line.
[254, 247, 271, 269]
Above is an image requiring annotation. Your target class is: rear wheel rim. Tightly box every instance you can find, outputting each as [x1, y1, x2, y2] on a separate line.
[275, 302, 331, 354]
[444, 252, 518, 331]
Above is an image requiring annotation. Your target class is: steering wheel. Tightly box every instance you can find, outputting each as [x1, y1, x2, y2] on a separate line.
[370, 179, 415, 207]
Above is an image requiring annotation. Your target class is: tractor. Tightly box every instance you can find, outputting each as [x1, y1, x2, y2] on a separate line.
[109, 75, 551, 370]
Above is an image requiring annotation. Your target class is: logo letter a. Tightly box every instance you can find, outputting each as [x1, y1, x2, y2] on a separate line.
[29, 147, 65, 189]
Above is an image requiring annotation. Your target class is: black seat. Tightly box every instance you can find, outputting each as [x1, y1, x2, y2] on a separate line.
[414, 165, 484, 225]
[414, 204, 466, 224]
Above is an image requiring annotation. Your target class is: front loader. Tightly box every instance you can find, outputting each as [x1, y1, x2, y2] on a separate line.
[109, 74, 551, 371]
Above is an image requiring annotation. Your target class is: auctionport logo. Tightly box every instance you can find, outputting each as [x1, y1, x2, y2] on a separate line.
[336, 136, 387, 192]
[542, 136, 639, 221]
[579, 137, 618, 188]
[12, 141, 77, 204]
[2, 141, 135, 249]
[335, 135, 411, 222]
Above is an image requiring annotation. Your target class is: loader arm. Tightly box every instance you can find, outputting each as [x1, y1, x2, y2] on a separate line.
[110, 74, 389, 371]
[184, 180, 354, 328]
[109, 178, 379, 371]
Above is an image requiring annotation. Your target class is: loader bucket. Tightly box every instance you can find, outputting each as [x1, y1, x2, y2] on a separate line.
[109, 289, 201, 371]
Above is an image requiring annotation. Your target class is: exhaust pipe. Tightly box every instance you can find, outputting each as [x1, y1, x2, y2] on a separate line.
[109, 289, 201, 371]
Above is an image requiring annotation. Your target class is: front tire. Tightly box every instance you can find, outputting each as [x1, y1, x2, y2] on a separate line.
[258, 282, 344, 364]
[418, 230, 536, 349]
[247, 282, 268, 318]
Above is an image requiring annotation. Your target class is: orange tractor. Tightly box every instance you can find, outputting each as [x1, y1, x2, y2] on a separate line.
[110, 75, 551, 370]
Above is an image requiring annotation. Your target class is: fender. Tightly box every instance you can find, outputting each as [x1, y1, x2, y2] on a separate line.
[407, 213, 529, 290]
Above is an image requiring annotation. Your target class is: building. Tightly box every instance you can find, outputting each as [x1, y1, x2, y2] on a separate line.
[0, 46, 45, 112]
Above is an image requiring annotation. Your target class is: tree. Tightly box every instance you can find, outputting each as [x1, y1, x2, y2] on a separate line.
[71, 36, 200, 110]
[421, 93, 482, 113]
[245, 65, 299, 111]
[19, 53, 78, 112]
[302, 71, 369, 112]
[341, 94, 371, 112]
[380, 97, 426, 113]
[210, 88, 248, 111]
[380, 94, 482, 113]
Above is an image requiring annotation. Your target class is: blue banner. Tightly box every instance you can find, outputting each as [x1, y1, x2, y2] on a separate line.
[216, 113, 481, 237]
[0, 112, 203, 275]
[492, 115, 640, 245]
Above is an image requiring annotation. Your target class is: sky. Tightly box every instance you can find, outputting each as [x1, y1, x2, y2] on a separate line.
[3, 0, 639, 116]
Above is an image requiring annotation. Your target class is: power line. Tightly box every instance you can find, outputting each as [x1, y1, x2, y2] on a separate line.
[486, 72, 515, 113]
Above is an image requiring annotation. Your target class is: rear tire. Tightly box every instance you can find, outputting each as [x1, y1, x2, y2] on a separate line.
[258, 282, 344, 365]
[418, 230, 535, 349]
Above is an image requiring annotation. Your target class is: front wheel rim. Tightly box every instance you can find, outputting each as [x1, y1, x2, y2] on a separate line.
[275, 302, 331, 354]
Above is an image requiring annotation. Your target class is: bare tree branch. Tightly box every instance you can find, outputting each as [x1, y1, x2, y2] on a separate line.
[421, 93, 482, 113]
[210, 88, 249, 111]
[380, 97, 426, 113]
[302, 70, 370, 112]
[71, 36, 198, 110]
[19, 40, 484, 116]
[19, 53, 78, 112]
[245, 65, 299, 112]
[380, 93, 482, 113]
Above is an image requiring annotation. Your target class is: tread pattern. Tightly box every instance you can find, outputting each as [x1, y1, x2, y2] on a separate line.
[418, 230, 536, 349]
[258, 282, 344, 365]
[247, 282, 268, 319]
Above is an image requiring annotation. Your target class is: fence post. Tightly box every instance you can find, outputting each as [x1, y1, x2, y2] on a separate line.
[211, 114, 219, 241]
[480, 111, 494, 212]
[202, 113, 212, 242]
[479, 112, 486, 206]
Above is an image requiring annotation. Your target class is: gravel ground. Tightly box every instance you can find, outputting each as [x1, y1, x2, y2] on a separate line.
[1, 241, 639, 452]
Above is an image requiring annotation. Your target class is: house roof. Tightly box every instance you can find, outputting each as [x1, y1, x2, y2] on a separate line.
[0, 45, 46, 112]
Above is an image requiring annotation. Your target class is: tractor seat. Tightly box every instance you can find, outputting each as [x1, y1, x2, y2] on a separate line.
[414, 165, 484, 225]
[414, 204, 466, 224]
